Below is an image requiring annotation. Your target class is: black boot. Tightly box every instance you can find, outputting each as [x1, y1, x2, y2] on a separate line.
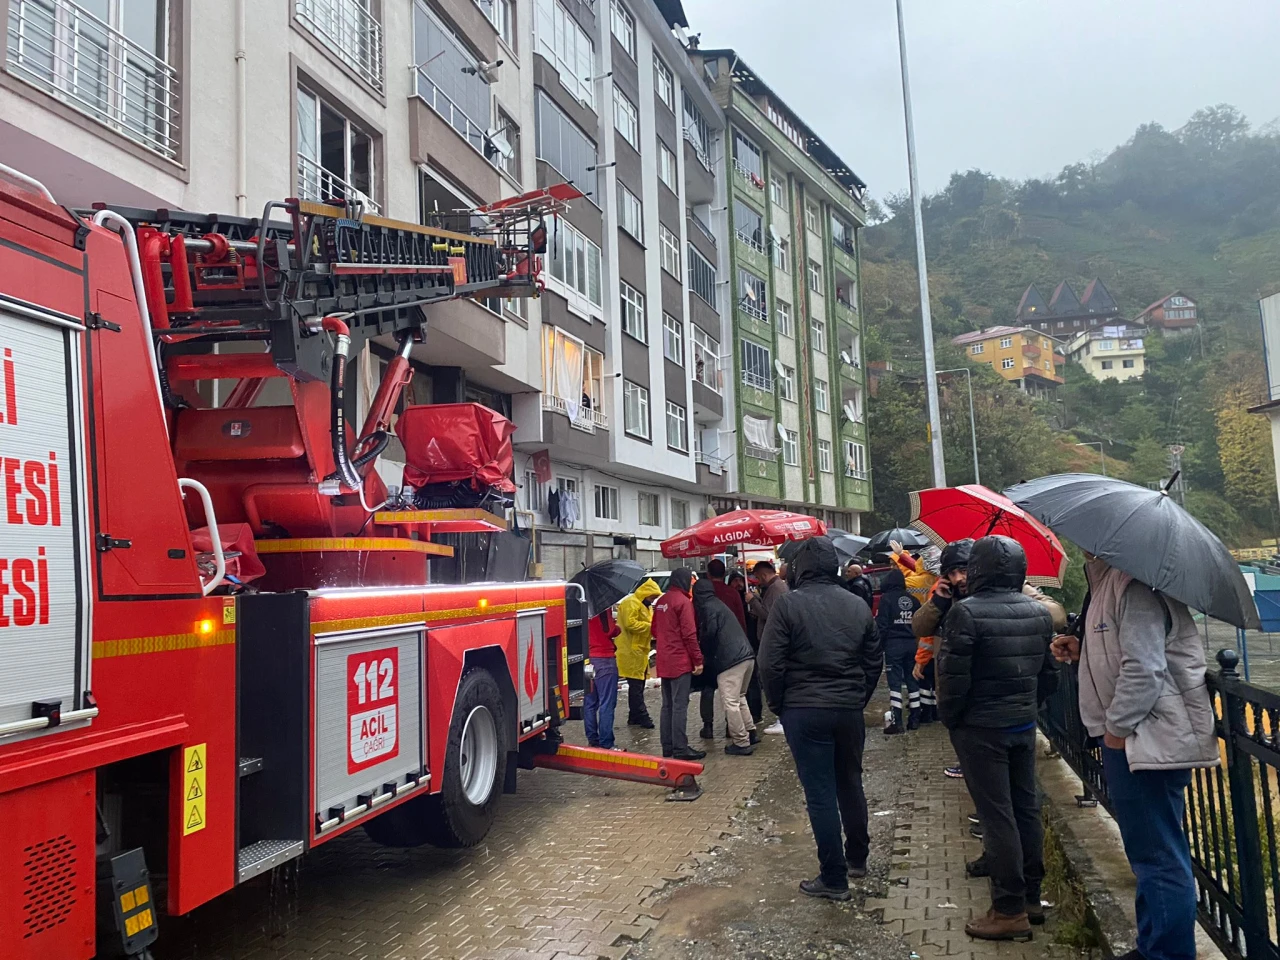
[700, 724, 714, 739]
[884, 709, 903, 735]
[907, 708, 921, 731]
[920, 704, 936, 724]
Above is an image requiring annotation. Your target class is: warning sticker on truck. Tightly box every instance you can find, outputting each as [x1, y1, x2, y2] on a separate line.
[183, 743, 207, 835]
[347, 647, 399, 773]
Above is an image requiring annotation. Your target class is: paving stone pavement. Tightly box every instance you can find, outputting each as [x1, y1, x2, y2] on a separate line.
[864, 722, 1067, 960]
[161, 687, 788, 960]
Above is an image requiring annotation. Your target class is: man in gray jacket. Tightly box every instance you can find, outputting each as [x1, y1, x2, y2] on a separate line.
[1052, 556, 1218, 960]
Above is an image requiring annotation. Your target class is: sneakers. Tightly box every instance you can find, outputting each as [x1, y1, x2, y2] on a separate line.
[1026, 900, 1047, 926]
[764, 720, 785, 735]
[724, 743, 756, 756]
[965, 908, 1032, 942]
[673, 747, 707, 760]
[969, 824, 984, 840]
[967, 813, 981, 825]
[799, 877, 851, 902]
[965, 856, 990, 878]
[944, 765, 964, 778]
[700, 724, 715, 740]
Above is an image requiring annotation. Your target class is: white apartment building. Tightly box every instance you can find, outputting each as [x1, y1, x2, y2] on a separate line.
[1, 0, 729, 576]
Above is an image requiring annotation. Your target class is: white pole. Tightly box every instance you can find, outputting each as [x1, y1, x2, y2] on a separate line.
[895, 0, 946, 487]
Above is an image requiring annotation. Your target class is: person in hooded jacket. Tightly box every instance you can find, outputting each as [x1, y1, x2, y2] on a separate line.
[936, 536, 1058, 943]
[877, 567, 922, 734]
[650, 568, 706, 761]
[617, 579, 661, 728]
[692, 579, 759, 755]
[757, 537, 884, 902]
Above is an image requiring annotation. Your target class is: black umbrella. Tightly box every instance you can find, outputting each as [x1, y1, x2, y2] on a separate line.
[860, 527, 931, 559]
[1004, 473, 1259, 630]
[569, 559, 647, 618]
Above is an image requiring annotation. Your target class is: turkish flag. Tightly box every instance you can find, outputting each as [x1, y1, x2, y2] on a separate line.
[532, 449, 552, 484]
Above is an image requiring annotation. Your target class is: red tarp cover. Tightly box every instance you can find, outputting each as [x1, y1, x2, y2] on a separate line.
[396, 402, 517, 492]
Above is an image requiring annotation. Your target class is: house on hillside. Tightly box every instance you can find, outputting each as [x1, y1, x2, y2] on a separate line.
[1250, 293, 1280, 507]
[952, 326, 1064, 395]
[1067, 325, 1146, 382]
[1016, 278, 1122, 338]
[1134, 291, 1198, 332]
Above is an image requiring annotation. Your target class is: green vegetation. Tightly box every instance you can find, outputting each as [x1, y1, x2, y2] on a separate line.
[863, 104, 1280, 548]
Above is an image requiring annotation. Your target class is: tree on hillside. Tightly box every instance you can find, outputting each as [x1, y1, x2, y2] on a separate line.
[1216, 384, 1276, 512]
[1181, 104, 1250, 155]
[1129, 437, 1171, 488]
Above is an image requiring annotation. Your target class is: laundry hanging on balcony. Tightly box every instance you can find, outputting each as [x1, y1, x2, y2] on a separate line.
[742, 415, 778, 453]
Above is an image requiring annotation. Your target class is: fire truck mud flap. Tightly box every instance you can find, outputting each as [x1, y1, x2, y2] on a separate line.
[530, 745, 704, 802]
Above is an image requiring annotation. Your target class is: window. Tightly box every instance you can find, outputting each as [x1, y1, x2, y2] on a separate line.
[814, 378, 829, 412]
[620, 281, 646, 341]
[297, 86, 378, 211]
[743, 415, 777, 459]
[776, 301, 793, 338]
[734, 200, 764, 252]
[733, 129, 763, 180]
[476, 0, 515, 50]
[782, 429, 799, 466]
[595, 484, 620, 521]
[492, 107, 521, 179]
[1099, 340, 1116, 350]
[1122, 358, 1136, 369]
[844, 440, 867, 478]
[779, 365, 796, 401]
[535, 91, 599, 201]
[660, 225, 682, 279]
[610, 0, 636, 59]
[831, 215, 854, 253]
[739, 269, 767, 321]
[523, 469, 543, 511]
[770, 175, 786, 207]
[805, 202, 819, 233]
[671, 498, 690, 529]
[1101, 359, 1114, 370]
[1042, 339, 1051, 349]
[541, 326, 605, 427]
[414, 5, 495, 156]
[623, 381, 650, 438]
[741, 340, 773, 390]
[817, 440, 833, 473]
[808, 259, 822, 294]
[533, 0, 594, 107]
[688, 245, 717, 308]
[618, 183, 643, 241]
[1002, 357, 1015, 370]
[683, 89, 712, 169]
[655, 56, 675, 111]
[811, 317, 827, 354]
[546, 216, 603, 310]
[999, 336, 1013, 348]
[638, 491, 660, 525]
[970, 343, 984, 355]
[666, 402, 689, 451]
[771, 236, 790, 273]
[658, 141, 677, 189]
[663, 313, 684, 365]
[691, 326, 719, 391]
[613, 86, 639, 149]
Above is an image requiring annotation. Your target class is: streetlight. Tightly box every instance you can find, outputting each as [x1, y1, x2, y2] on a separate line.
[1075, 441, 1106, 476]
[895, 0, 945, 488]
[937, 367, 979, 485]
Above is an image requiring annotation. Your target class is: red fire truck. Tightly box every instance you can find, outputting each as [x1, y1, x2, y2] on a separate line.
[0, 165, 700, 959]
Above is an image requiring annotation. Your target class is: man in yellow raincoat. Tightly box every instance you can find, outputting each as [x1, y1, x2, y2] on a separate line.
[617, 579, 662, 728]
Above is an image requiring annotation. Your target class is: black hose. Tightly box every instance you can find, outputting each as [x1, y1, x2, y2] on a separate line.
[351, 431, 389, 469]
[328, 345, 362, 490]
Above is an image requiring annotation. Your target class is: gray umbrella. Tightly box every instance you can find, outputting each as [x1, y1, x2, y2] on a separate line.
[778, 533, 868, 564]
[1004, 473, 1259, 629]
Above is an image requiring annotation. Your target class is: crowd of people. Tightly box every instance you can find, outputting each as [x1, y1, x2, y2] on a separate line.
[579, 533, 1217, 958]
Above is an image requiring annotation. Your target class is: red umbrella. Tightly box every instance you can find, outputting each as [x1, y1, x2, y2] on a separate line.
[908, 485, 1068, 587]
[661, 509, 826, 559]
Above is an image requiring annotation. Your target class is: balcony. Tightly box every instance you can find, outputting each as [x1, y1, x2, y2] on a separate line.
[683, 133, 715, 205]
[734, 159, 765, 191]
[735, 228, 766, 256]
[6, 0, 180, 159]
[689, 213, 717, 249]
[295, 0, 384, 92]
[297, 153, 381, 214]
[1022, 343, 1041, 359]
[542, 394, 608, 434]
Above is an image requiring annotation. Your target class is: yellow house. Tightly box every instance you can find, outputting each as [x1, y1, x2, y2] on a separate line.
[951, 325, 1064, 393]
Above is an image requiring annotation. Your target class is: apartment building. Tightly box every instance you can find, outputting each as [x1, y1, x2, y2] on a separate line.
[952, 325, 1065, 393]
[1066, 325, 1146, 382]
[685, 48, 871, 532]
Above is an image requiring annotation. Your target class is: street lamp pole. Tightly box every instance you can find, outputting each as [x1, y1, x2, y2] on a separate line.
[937, 367, 979, 485]
[1075, 441, 1106, 477]
[895, 0, 946, 488]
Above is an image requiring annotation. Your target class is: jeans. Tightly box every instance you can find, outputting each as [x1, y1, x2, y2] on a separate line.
[660, 673, 692, 756]
[782, 707, 869, 888]
[627, 678, 651, 721]
[583, 657, 618, 748]
[885, 647, 920, 714]
[1103, 746, 1197, 960]
[718, 660, 757, 746]
[950, 725, 1042, 915]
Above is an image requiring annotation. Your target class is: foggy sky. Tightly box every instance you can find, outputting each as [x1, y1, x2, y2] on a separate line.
[681, 0, 1280, 201]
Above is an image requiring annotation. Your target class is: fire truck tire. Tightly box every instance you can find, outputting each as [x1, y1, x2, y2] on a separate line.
[364, 667, 505, 848]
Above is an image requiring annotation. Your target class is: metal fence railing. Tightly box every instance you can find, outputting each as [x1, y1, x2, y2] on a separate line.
[295, 0, 384, 92]
[1041, 649, 1280, 960]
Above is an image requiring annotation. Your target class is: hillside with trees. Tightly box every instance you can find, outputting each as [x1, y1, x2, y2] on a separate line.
[862, 105, 1280, 555]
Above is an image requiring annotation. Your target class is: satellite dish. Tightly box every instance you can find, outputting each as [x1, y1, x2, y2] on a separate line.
[773, 358, 787, 377]
[742, 282, 757, 302]
[840, 350, 852, 365]
[776, 423, 789, 442]
[486, 129, 514, 161]
[768, 225, 782, 245]
[843, 400, 859, 421]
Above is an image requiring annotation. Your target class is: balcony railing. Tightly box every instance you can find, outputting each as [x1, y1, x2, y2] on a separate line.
[739, 299, 769, 323]
[296, 0, 384, 91]
[741, 370, 773, 392]
[542, 393, 608, 433]
[683, 126, 712, 172]
[688, 214, 717, 247]
[736, 229, 765, 256]
[6, 0, 180, 159]
[296, 153, 381, 215]
[415, 69, 489, 160]
[695, 451, 726, 475]
[844, 466, 869, 480]
[734, 159, 765, 189]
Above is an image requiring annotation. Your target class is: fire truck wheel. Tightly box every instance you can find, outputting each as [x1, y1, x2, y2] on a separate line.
[364, 667, 505, 848]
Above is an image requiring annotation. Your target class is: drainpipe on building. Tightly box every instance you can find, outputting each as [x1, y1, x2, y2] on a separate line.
[234, 0, 248, 217]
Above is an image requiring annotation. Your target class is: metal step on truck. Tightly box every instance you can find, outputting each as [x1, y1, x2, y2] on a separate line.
[0, 164, 701, 960]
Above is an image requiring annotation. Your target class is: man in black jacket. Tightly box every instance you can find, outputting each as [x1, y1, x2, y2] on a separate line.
[937, 536, 1058, 943]
[758, 537, 884, 901]
[692, 579, 759, 754]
